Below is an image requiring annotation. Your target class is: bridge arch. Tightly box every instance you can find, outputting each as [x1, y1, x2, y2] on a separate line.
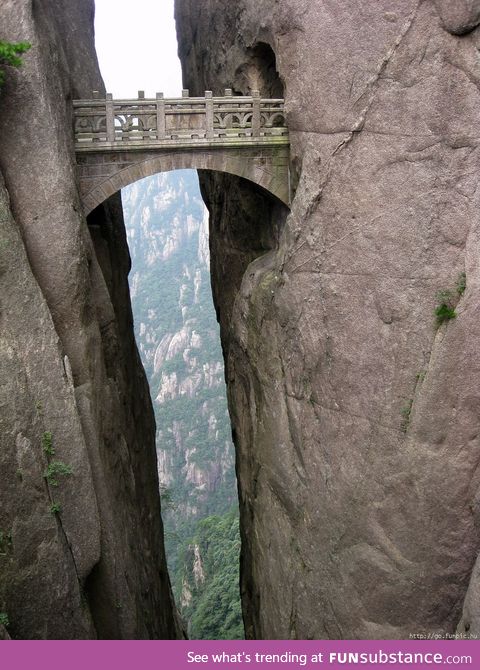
[78, 145, 291, 215]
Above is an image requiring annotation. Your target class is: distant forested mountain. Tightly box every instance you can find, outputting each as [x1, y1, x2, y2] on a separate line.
[122, 170, 242, 639]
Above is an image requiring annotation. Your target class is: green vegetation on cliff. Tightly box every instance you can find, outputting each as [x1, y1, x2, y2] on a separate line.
[0, 41, 31, 87]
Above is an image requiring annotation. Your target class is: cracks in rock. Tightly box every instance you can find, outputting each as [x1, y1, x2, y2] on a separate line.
[320, 204, 405, 256]
[310, 396, 406, 435]
[317, 274, 336, 403]
[348, 72, 357, 102]
[347, 0, 422, 118]
[288, 590, 298, 638]
[407, 271, 469, 439]
[294, 128, 446, 138]
[371, 152, 435, 176]
[443, 58, 480, 90]
[288, 270, 438, 281]
[401, 369, 424, 436]
[331, 0, 422, 155]
[325, 597, 344, 639]
[299, 1, 422, 221]
[57, 519, 85, 588]
[43, 475, 85, 594]
[278, 338, 308, 477]
[464, 448, 480, 516]
[330, 116, 365, 159]
[287, 181, 445, 274]
[417, 34, 431, 67]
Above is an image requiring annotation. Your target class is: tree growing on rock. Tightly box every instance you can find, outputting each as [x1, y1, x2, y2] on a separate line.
[0, 40, 31, 88]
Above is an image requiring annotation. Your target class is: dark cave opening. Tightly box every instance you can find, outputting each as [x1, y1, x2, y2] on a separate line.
[233, 42, 284, 98]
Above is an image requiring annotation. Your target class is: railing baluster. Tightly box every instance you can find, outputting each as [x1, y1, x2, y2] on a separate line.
[205, 91, 214, 139]
[156, 92, 166, 140]
[252, 90, 261, 137]
[106, 93, 115, 142]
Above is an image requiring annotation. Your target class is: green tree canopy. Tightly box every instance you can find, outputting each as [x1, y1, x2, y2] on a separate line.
[182, 508, 244, 639]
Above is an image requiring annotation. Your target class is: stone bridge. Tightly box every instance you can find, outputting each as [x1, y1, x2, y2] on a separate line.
[74, 90, 290, 214]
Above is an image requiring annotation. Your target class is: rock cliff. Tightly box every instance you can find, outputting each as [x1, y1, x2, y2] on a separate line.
[0, 0, 181, 639]
[175, 0, 480, 639]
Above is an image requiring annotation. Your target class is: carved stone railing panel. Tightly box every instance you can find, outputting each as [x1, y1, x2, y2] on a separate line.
[73, 89, 288, 147]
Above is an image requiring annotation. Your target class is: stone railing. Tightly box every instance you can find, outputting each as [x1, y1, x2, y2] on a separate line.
[73, 89, 288, 146]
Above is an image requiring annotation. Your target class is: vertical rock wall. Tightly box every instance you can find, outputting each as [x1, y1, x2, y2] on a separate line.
[175, 0, 480, 639]
[0, 0, 181, 639]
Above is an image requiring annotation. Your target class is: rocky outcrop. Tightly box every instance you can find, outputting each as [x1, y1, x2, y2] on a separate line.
[434, 0, 480, 34]
[0, 0, 181, 639]
[175, 0, 480, 639]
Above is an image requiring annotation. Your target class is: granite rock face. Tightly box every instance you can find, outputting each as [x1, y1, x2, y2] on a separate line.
[175, 0, 480, 639]
[0, 0, 181, 639]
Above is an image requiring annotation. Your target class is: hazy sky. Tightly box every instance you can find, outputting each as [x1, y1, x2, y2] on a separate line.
[94, 0, 183, 98]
